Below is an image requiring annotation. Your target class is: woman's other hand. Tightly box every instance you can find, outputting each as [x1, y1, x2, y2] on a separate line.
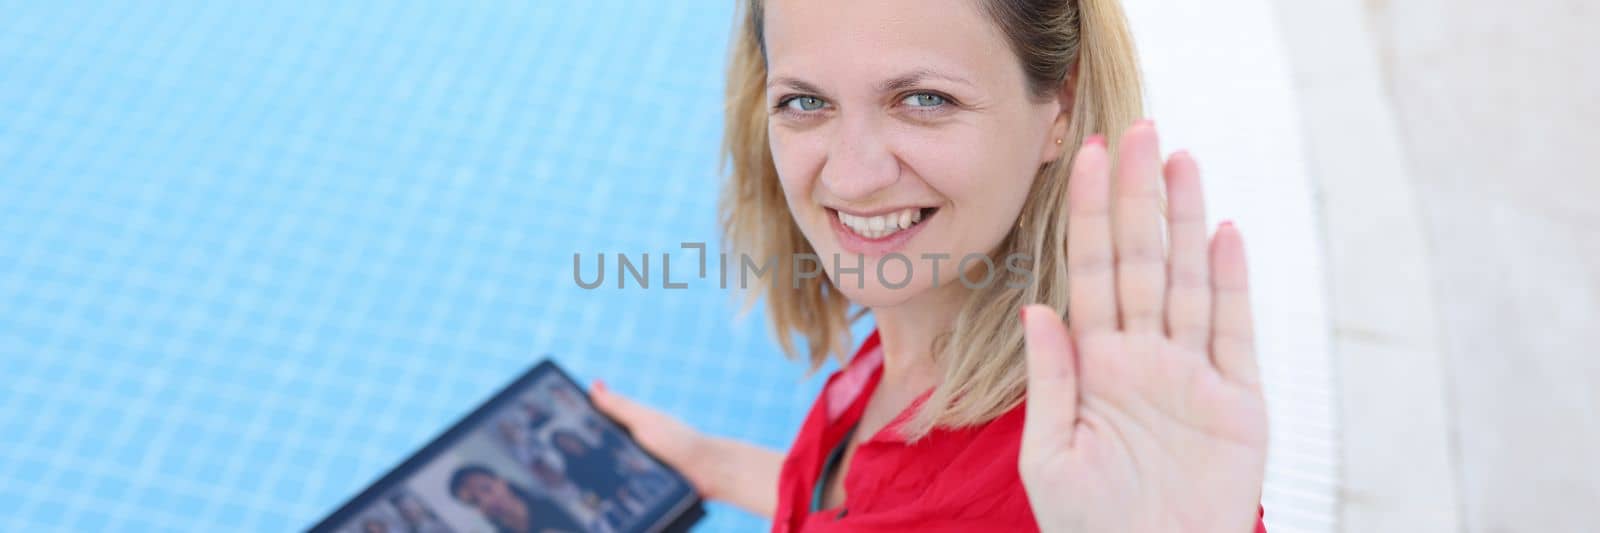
[590, 381, 715, 493]
[591, 380, 785, 518]
[1018, 120, 1269, 532]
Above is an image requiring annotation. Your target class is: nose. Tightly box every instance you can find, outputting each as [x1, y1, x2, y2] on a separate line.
[819, 111, 900, 202]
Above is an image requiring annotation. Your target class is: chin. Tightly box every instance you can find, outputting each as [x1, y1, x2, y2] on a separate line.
[817, 253, 940, 308]
[831, 278, 929, 308]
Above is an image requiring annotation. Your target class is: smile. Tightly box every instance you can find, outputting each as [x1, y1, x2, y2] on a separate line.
[831, 207, 938, 240]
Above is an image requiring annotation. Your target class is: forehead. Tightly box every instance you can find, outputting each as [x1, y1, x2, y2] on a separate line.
[761, 0, 1015, 84]
[462, 473, 495, 490]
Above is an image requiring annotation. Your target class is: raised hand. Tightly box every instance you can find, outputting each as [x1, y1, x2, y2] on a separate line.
[1018, 120, 1269, 532]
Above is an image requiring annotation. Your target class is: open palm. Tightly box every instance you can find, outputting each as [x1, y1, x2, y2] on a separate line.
[1019, 121, 1268, 532]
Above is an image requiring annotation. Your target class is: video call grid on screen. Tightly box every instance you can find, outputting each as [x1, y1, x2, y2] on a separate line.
[310, 361, 702, 533]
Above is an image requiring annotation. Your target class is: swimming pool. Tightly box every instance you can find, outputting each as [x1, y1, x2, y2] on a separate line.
[0, 1, 1337, 531]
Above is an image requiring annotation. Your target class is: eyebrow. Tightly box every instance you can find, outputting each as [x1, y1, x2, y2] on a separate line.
[876, 68, 976, 92]
[767, 76, 826, 95]
[765, 68, 976, 95]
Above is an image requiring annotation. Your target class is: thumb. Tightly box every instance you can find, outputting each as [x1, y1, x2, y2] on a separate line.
[590, 380, 662, 431]
[590, 380, 703, 479]
[1021, 304, 1080, 448]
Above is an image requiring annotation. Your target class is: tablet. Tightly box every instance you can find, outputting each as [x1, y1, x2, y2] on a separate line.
[307, 360, 705, 533]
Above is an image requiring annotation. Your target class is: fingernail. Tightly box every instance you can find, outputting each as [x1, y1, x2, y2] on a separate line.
[1019, 306, 1028, 321]
[1084, 134, 1105, 148]
[1220, 219, 1235, 229]
[1137, 118, 1155, 128]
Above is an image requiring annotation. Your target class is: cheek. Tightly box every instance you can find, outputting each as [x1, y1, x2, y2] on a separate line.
[914, 133, 1035, 216]
[905, 138, 1036, 263]
[769, 129, 828, 213]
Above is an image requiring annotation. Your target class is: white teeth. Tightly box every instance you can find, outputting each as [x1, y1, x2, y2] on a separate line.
[837, 207, 926, 239]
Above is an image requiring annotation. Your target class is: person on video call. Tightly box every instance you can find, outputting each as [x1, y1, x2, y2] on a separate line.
[391, 493, 455, 533]
[522, 402, 555, 434]
[449, 464, 585, 533]
[548, 383, 585, 412]
[550, 430, 645, 514]
[360, 519, 391, 533]
[591, 0, 1270, 531]
[526, 456, 587, 505]
[498, 418, 562, 471]
[579, 416, 672, 499]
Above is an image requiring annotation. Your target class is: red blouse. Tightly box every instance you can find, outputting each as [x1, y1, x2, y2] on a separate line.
[771, 331, 1268, 532]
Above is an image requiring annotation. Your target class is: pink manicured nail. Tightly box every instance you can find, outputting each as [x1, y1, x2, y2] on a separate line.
[1084, 134, 1105, 148]
[1137, 118, 1155, 128]
[1019, 306, 1028, 321]
[1220, 219, 1235, 229]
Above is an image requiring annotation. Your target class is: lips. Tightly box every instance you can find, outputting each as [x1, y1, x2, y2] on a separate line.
[827, 206, 939, 256]
[837, 207, 917, 238]
[833, 207, 935, 240]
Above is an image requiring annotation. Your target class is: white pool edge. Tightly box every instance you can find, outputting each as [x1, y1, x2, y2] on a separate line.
[1268, 1, 1465, 531]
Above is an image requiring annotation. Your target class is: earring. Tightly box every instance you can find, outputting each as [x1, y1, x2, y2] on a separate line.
[1055, 138, 1063, 145]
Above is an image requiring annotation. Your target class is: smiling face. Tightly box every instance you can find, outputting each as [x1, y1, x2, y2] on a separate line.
[762, 0, 1066, 306]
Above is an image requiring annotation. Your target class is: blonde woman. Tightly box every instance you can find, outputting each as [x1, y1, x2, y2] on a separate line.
[592, 0, 1269, 530]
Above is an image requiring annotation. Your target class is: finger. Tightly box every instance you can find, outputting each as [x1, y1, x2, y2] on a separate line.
[591, 380, 665, 430]
[1163, 151, 1211, 352]
[1067, 135, 1118, 333]
[1021, 304, 1079, 449]
[1113, 120, 1167, 333]
[1209, 223, 1260, 388]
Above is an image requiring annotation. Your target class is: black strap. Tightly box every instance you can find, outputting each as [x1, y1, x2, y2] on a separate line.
[810, 422, 859, 515]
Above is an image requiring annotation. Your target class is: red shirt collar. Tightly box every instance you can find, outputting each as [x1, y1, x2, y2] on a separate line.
[773, 330, 1039, 532]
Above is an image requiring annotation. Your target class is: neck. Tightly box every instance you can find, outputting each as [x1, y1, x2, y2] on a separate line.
[504, 486, 532, 532]
[869, 280, 970, 394]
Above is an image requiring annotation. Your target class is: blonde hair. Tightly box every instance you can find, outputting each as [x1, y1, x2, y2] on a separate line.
[721, 0, 1145, 439]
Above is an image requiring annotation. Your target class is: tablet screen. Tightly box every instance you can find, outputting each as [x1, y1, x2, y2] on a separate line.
[309, 361, 703, 533]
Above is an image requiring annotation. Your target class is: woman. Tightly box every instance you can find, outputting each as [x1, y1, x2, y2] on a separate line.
[593, 0, 1269, 531]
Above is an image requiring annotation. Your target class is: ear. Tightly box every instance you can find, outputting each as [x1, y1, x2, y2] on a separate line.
[1037, 61, 1080, 165]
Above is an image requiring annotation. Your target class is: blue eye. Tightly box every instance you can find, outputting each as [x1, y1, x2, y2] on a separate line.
[903, 93, 946, 107]
[784, 96, 827, 112]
